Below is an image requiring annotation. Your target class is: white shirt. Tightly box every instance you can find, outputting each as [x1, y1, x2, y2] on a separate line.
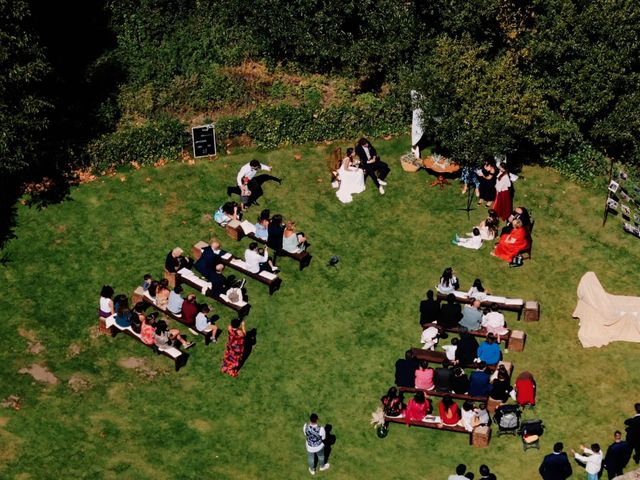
[443, 344, 457, 361]
[244, 248, 268, 273]
[237, 162, 272, 187]
[574, 448, 602, 474]
[195, 312, 210, 332]
[421, 326, 439, 350]
[448, 476, 467, 480]
[362, 145, 371, 160]
[461, 408, 477, 432]
[467, 286, 488, 302]
[495, 173, 512, 192]
[436, 276, 458, 294]
[482, 311, 505, 329]
[457, 235, 482, 250]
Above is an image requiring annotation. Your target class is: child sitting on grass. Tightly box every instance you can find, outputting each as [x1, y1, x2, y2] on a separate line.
[452, 228, 483, 250]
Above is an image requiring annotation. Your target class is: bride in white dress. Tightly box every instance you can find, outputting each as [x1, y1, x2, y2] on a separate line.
[335, 148, 365, 204]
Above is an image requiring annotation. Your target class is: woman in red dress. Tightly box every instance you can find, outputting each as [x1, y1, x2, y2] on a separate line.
[221, 318, 246, 377]
[438, 395, 462, 426]
[492, 165, 513, 221]
[492, 219, 529, 262]
[404, 391, 431, 425]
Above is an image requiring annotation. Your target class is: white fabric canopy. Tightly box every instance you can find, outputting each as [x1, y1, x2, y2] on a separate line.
[573, 271, 640, 348]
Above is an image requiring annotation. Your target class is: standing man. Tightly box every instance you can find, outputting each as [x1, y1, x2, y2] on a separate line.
[572, 443, 603, 480]
[227, 159, 281, 207]
[539, 442, 573, 480]
[355, 137, 390, 195]
[604, 431, 632, 479]
[625, 403, 640, 464]
[303, 413, 330, 475]
[448, 464, 468, 480]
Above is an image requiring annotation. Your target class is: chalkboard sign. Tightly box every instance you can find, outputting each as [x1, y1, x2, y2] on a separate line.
[192, 124, 216, 157]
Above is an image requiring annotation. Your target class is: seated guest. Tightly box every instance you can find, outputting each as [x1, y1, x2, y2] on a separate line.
[140, 311, 157, 345]
[381, 386, 404, 417]
[434, 359, 453, 392]
[501, 206, 530, 236]
[442, 337, 459, 362]
[451, 367, 470, 394]
[282, 221, 308, 254]
[195, 303, 218, 340]
[209, 263, 245, 297]
[415, 360, 435, 391]
[440, 294, 463, 328]
[99, 285, 115, 319]
[473, 209, 500, 240]
[436, 267, 459, 294]
[140, 274, 153, 292]
[475, 402, 490, 426]
[452, 228, 483, 250]
[153, 320, 194, 350]
[491, 219, 529, 262]
[455, 329, 479, 366]
[420, 323, 440, 350]
[181, 293, 198, 326]
[481, 304, 508, 337]
[404, 391, 431, 425]
[419, 290, 440, 326]
[468, 362, 492, 397]
[194, 238, 226, 282]
[244, 242, 278, 274]
[461, 401, 479, 432]
[166, 285, 185, 316]
[165, 247, 192, 273]
[155, 279, 171, 309]
[489, 370, 512, 403]
[213, 201, 240, 227]
[267, 214, 285, 260]
[477, 333, 501, 366]
[254, 210, 271, 241]
[438, 395, 461, 426]
[467, 278, 488, 302]
[395, 350, 419, 388]
[114, 294, 131, 328]
[460, 299, 483, 331]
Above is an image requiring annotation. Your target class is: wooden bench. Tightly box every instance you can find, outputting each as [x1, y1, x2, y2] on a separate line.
[191, 241, 282, 295]
[224, 220, 313, 271]
[131, 286, 214, 345]
[422, 321, 525, 351]
[437, 291, 526, 320]
[409, 348, 513, 377]
[103, 315, 189, 371]
[398, 386, 488, 403]
[175, 268, 251, 318]
[382, 414, 491, 446]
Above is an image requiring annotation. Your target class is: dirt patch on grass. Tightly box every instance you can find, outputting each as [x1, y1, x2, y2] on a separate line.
[189, 419, 212, 433]
[68, 375, 92, 393]
[1, 396, 21, 410]
[18, 364, 58, 385]
[117, 357, 161, 380]
[201, 213, 213, 224]
[67, 343, 81, 358]
[18, 328, 38, 342]
[28, 342, 46, 355]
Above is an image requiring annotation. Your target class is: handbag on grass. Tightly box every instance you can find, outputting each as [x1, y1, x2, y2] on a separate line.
[509, 255, 524, 268]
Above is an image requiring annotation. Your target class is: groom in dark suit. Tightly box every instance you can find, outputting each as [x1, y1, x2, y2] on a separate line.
[538, 442, 572, 480]
[355, 137, 390, 195]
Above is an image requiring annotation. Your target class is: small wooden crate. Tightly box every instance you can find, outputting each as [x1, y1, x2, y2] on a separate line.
[509, 330, 526, 352]
[472, 425, 491, 448]
[524, 301, 540, 322]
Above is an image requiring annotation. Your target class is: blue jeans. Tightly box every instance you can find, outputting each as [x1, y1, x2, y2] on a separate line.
[307, 447, 325, 471]
[587, 473, 598, 480]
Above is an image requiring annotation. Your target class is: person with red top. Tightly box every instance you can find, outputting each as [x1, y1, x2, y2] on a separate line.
[181, 293, 198, 326]
[492, 218, 529, 262]
[404, 391, 431, 425]
[414, 360, 435, 391]
[439, 395, 461, 426]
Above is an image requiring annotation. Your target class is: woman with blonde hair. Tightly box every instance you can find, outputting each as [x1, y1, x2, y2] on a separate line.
[282, 221, 308, 254]
[165, 247, 192, 273]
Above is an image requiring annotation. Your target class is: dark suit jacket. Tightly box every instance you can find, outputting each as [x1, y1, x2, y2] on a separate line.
[267, 224, 285, 251]
[538, 451, 572, 480]
[394, 358, 419, 388]
[194, 246, 225, 281]
[626, 415, 640, 445]
[209, 271, 228, 297]
[355, 143, 378, 166]
[420, 299, 440, 324]
[456, 333, 479, 365]
[604, 440, 632, 473]
[433, 367, 453, 392]
[440, 302, 463, 329]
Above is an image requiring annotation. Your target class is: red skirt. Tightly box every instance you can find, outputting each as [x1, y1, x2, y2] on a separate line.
[493, 190, 512, 221]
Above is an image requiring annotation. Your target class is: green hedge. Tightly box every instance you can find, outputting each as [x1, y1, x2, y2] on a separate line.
[87, 118, 187, 171]
[217, 92, 410, 149]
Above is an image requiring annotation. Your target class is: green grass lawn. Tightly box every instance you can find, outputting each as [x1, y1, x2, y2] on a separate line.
[1, 137, 639, 479]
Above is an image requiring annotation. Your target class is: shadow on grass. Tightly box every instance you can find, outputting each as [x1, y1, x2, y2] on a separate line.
[240, 328, 257, 368]
[324, 424, 336, 463]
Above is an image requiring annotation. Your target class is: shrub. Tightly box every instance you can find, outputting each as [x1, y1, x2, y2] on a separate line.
[87, 118, 187, 171]
[543, 143, 608, 185]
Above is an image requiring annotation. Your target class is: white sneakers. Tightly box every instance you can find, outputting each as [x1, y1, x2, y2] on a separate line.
[378, 186, 385, 195]
[309, 468, 316, 475]
[378, 180, 387, 185]
[320, 463, 331, 471]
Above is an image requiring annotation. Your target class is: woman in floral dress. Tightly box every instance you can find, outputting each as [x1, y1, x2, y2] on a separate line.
[221, 318, 246, 377]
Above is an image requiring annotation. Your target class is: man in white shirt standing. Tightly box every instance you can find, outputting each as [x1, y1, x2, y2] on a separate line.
[572, 443, 603, 480]
[226, 159, 281, 207]
[303, 413, 330, 475]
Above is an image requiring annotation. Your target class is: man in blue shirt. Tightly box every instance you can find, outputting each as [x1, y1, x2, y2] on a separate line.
[477, 333, 501, 365]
